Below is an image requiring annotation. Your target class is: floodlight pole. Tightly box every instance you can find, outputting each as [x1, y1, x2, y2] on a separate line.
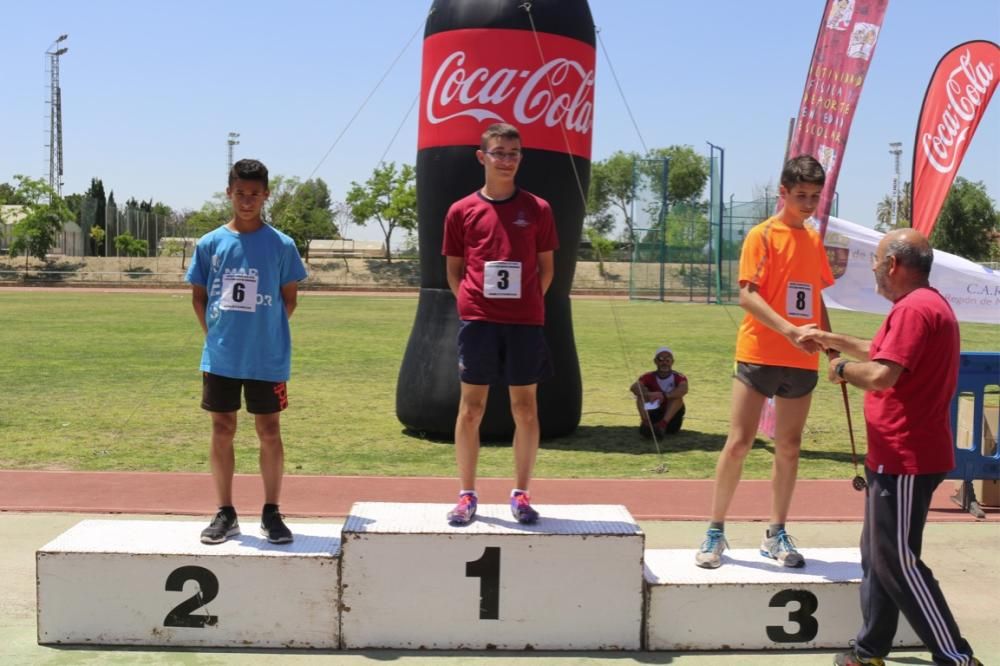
[45, 34, 69, 197]
[888, 142, 903, 228]
[227, 132, 240, 174]
[706, 141, 724, 304]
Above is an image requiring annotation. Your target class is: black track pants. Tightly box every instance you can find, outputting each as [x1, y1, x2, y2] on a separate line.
[854, 470, 975, 665]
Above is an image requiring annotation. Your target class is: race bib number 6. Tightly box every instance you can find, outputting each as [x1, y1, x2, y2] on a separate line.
[483, 261, 522, 299]
[220, 273, 259, 312]
[786, 281, 813, 319]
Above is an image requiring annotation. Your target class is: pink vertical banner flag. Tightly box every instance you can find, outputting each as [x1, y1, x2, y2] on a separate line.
[911, 40, 1000, 237]
[786, 0, 890, 238]
[761, 0, 889, 440]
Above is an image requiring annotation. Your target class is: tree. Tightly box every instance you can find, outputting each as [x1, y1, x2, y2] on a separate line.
[586, 151, 637, 242]
[84, 178, 107, 256]
[644, 145, 710, 206]
[587, 146, 710, 244]
[0, 182, 30, 205]
[184, 194, 231, 238]
[268, 176, 338, 260]
[586, 227, 616, 277]
[89, 225, 106, 255]
[6, 175, 74, 270]
[114, 231, 149, 269]
[345, 162, 416, 263]
[665, 204, 711, 262]
[930, 178, 999, 261]
[874, 181, 912, 232]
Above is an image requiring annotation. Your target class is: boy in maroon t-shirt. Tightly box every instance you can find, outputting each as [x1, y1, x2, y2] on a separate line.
[441, 122, 558, 526]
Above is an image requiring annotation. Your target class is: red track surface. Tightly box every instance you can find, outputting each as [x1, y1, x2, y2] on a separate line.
[1, 470, 991, 522]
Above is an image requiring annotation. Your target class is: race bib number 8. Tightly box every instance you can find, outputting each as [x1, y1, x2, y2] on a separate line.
[220, 273, 258, 312]
[786, 281, 813, 319]
[483, 261, 522, 299]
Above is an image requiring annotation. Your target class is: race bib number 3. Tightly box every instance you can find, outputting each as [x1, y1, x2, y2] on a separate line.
[220, 273, 259, 312]
[786, 281, 813, 319]
[483, 261, 522, 299]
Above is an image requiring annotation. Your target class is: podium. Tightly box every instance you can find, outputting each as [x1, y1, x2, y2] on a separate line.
[644, 548, 921, 650]
[37, 520, 342, 647]
[35, 506, 921, 653]
[339, 502, 644, 650]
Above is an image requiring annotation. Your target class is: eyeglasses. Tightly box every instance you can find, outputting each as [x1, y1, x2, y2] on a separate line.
[484, 150, 522, 162]
[655, 356, 673, 362]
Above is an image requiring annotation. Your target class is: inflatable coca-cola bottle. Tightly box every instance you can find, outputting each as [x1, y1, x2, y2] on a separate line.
[396, 0, 595, 440]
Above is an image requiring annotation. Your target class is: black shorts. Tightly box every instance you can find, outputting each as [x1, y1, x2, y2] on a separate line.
[648, 403, 686, 434]
[457, 320, 553, 386]
[734, 362, 818, 399]
[201, 372, 288, 414]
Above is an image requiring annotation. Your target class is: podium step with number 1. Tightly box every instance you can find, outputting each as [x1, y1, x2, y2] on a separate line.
[339, 502, 645, 650]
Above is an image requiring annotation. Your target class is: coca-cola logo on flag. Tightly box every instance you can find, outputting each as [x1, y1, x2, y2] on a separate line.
[920, 49, 996, 174]
[420, 28, 596, 158]
[912, 41, 999, 236]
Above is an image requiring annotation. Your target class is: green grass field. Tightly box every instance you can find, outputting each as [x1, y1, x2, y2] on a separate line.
[1, 290, 995, 480]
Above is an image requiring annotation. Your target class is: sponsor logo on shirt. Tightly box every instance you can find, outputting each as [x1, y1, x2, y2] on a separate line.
[513, 211, 531, 228]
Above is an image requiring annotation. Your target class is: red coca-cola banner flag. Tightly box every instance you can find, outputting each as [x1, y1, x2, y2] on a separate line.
[419, 28, 595, 159]
[786, 0, 889, 238]
[911, 40, 1000, 236]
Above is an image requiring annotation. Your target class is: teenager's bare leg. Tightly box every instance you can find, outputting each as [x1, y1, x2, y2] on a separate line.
[255, 412, 284, 505]
[770, 393, 812, 525]
[709, 380, 767, 523]
[455, 382, 489, 490]
[209, 411, 238, 506]
[509, 384, 540, 490]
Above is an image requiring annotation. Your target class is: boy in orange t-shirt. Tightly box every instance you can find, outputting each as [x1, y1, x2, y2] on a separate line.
[696, 155, 835, 569]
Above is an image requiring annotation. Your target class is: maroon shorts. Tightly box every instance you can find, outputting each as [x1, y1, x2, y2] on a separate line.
[457, 320, 553, 386]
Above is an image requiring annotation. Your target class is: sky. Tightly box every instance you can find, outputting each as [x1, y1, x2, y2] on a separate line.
[2, 1, 998, 245]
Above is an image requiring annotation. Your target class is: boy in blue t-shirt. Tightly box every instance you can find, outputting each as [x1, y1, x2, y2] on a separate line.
[185, 159, 308, 545]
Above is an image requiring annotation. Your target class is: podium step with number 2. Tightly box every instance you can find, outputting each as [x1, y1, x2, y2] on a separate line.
[36, 519, 342, 648]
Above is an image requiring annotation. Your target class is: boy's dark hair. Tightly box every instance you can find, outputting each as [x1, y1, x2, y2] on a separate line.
[228, 159, 269, 188]
[480, 123, 521, 150]
[780, 154, 825, 189]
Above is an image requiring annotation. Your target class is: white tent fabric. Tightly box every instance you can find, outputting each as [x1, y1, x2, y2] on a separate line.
[822, 216, 1000, 325]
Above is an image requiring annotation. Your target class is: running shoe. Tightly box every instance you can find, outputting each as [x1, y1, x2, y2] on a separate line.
[695, 527, 728, 568]
[200, 508, 240, 545]
[260, 508, 293, 544]
[447, 492, 478, 525]
[761, 528, 804, 567]
[510, 491, 539, 524]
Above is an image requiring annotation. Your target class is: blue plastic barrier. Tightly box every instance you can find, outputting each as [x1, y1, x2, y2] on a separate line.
[947, 352, 1000, 516]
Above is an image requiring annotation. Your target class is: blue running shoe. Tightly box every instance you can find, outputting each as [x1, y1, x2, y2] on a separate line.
[761, 529, 805, 568]
[695, 528, 728, 569]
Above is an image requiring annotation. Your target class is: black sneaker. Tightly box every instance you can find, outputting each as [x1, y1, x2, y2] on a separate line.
[261, 509, 293, 544]
[200, 509, 240, 544]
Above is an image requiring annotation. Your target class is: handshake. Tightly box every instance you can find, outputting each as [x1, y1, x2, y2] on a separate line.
[791, 324, 850, 384]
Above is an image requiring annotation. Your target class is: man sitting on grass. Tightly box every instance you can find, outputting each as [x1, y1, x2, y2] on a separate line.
[630, 346, 688, 439]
